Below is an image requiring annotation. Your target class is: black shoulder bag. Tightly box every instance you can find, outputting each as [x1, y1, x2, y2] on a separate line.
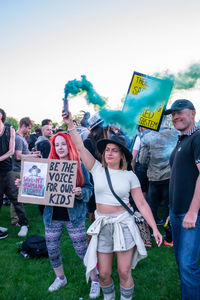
[105, 167, 134, 215]
[105, 167, 150, 244]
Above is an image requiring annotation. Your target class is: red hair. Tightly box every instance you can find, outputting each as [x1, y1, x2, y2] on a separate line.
[49, 132, 84, 187]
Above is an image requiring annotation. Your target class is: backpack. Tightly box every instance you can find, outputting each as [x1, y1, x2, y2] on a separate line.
[19, 235, 48, 258]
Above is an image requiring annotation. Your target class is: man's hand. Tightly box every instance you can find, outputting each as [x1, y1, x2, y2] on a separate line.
[182, 211, 197, 229]
[31, 151, 41, 158]
[15, 178, 21, 187]
[152, 229, 163, 247]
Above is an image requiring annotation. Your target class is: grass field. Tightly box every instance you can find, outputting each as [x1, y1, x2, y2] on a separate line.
[0, 203, 181, 300]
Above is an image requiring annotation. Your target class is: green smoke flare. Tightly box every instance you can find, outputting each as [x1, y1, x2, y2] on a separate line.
[64, 75, 106, 108]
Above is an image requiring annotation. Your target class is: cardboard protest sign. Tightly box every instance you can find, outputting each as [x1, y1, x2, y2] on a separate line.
[123, 71, 173, 131]
[18, 157, 77, 208]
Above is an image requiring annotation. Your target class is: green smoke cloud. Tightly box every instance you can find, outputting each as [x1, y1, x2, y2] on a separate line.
[153, 63, 200, 89]
[64, 75, 106, 108]
[64, 75, 173, 137]
[100, 78, 173, 136]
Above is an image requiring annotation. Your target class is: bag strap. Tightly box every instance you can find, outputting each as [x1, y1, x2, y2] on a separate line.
[105, 167, 134, 216]
[5, 124, 11, 143]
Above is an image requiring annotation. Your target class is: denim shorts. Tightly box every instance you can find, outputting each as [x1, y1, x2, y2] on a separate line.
[97, 211, 135, 253]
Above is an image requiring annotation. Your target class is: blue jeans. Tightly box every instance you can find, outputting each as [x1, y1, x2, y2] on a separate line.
[170, 210, 200, 300]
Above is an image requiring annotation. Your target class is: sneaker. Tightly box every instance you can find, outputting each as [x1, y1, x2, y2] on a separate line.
[18, 225, 28, 237]
[0, 226, 8, 232]
[48, 276, 67, 292]
[164, 240, 173, 247]
[89, 281, 100, 299]
[0, 230, 8, 239]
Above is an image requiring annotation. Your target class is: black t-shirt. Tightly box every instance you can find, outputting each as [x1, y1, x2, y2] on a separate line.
[29, 133, 38, 151]
[169, 129, 200, 214]
[52, 206, 69, 221]
[0, 126, 12, 173]
[37, 140, 51, 158]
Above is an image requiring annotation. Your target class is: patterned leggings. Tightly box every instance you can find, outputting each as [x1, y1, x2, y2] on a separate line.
[45, 220, 88, 269]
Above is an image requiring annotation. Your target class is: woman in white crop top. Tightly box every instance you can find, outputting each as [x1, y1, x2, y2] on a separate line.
[63, 110, 162, 300]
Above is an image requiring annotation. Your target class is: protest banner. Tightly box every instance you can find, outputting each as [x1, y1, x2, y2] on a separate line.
[123, 71, 173, 131]
[18, 157, 77, 208]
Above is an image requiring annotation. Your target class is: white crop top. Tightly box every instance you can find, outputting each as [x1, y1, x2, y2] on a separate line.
[90, 160, 141, 206]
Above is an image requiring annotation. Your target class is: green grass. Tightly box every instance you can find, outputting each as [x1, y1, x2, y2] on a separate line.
[0, 204, 180, 300]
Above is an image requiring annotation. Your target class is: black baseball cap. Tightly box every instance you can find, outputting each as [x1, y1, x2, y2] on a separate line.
[164, 99, 195, 115]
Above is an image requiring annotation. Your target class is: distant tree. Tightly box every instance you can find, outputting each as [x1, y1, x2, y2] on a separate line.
[6, 116, 18, 130]
[33, 123, 41, 129]
[60, 123, 67, 131]
[73, 113, 83, 123]
[52, 122, 59, 129]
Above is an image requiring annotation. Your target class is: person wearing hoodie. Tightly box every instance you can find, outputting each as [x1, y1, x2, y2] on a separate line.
[35, 124, 53, 158]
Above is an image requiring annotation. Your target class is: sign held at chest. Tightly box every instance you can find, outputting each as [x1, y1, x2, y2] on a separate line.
[18, 157, 77, 208]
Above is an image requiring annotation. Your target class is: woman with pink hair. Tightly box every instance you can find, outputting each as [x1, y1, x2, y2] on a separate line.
[43, 132, 100, 298]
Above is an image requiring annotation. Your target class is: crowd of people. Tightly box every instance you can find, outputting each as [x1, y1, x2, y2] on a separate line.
[0, 98, 199, 300]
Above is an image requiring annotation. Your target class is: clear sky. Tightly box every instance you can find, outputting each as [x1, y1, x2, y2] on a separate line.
[0, 0, 200, 124]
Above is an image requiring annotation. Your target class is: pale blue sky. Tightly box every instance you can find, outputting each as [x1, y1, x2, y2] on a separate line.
[0, 0, 200, 123]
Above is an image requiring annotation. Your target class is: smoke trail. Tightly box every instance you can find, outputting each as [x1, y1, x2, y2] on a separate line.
[64, 75, 173, 137]
[64, 75, 106, 108]
[100, 78, 173, 136]
[153, 63, 200, 89]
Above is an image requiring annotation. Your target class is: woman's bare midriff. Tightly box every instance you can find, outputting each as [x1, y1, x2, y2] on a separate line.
[96, 203, 131, 214]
